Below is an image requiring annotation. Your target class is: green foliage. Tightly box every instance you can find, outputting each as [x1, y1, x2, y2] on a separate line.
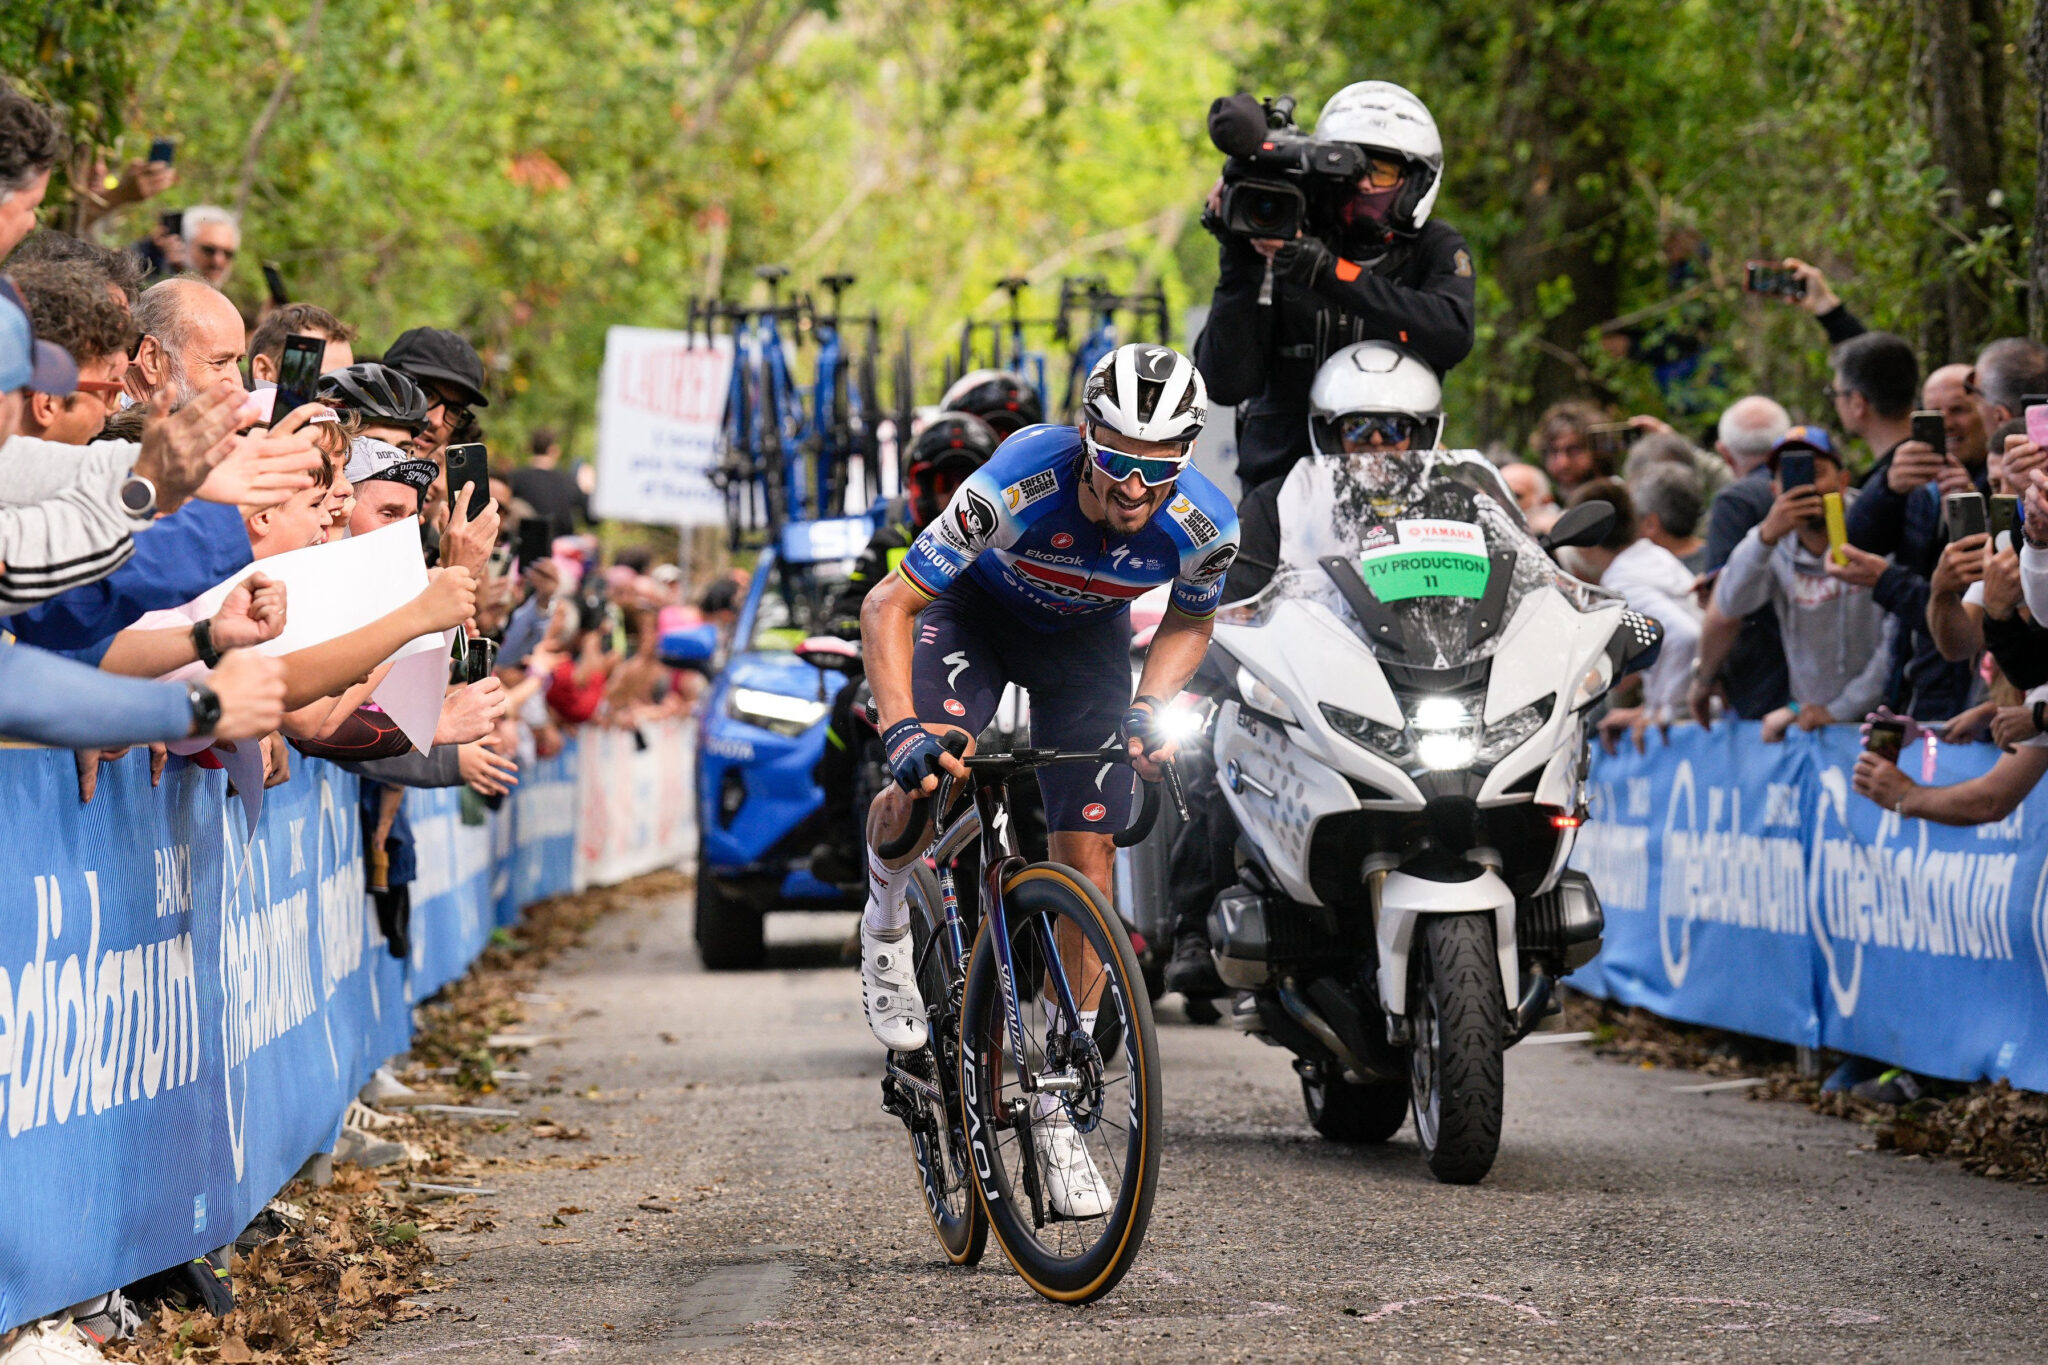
[8, 0, 2044, 471]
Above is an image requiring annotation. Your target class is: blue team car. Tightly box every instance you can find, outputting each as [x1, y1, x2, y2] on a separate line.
[662, 517, 874, 969]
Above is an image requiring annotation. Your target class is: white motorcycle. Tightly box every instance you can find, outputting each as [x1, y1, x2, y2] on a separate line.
[1193, 448, 1659, 1183]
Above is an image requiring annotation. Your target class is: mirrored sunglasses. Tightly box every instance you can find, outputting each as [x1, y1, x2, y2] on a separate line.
[1084, 426, 1190, 488]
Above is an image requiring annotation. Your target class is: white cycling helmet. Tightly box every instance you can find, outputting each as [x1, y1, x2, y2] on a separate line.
[1308, 341, 1444, 453]
[1081, 343, 1207, 445]
[1314, 81, 1444, 234]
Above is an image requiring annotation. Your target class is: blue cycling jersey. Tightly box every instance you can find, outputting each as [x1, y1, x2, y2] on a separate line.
[898, 424, 1241, 633]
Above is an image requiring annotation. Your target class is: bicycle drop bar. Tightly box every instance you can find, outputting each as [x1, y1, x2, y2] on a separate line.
[873, 741, 1165, 858]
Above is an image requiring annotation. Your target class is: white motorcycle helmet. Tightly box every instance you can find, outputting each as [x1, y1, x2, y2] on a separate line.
[1081, 342, 1208, 445]
[1307, 340, 1444, 454]
[1314, 81, 1444, 235]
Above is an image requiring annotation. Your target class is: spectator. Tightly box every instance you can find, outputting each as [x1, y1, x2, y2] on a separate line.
[9, 229, 145, 308]
[1837, 354, 1985, 721]
[1566, 478, 1700, 737]
[1699, 426, 1894, 741]
[1629, 463, 1706, 571]
[6, 262, 133, 446]
[1925, 361, 1989, 471]
[1621, 422, 1731, 506]
[1968, 336, 2048, 439]
[0, 89, 61, 262]
[383, 327, 488, 462]
[179, 205, 241, 290]
[1691, 394, 1793, 722]
[1776, 257, 1869, 345]
[1530, 399, 1610, 499]
[128, 278, 247, 409]
[247, 303, 357, 386]
[321, 362, 430, 455]
[1498, 460, 1559, 532]
[510, 426, 588, 539]
[1829, 330, 1921, 493]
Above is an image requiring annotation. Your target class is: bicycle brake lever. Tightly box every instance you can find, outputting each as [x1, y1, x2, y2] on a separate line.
[1161, 759, 1189, 824]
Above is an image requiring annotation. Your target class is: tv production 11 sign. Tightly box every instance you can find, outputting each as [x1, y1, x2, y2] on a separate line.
[592, 327, 734, 526]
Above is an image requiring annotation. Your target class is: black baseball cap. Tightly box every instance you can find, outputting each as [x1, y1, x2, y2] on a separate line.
[383, 327, 489, 407]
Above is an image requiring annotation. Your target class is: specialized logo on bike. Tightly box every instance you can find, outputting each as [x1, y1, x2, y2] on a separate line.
[1050, 532, 1075, 549]
[1004, 468, 1059, 513]
[1083, 802, 1107, 822]
[957, 489, 999, 542]
[1359, 518, 1489, 603]
[943, 698, 966, 716]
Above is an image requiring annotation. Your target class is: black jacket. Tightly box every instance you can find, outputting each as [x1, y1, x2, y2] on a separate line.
[826, 512, 918, 638]
[1194, 222, 1476, 489]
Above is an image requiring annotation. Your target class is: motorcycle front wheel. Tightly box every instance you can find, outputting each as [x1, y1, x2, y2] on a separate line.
[1407, 912, 1505, 1184]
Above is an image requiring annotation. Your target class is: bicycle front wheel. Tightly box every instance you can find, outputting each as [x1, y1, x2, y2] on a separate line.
[959, 863, 1161, 1303]
[902, 864, 986, 1265]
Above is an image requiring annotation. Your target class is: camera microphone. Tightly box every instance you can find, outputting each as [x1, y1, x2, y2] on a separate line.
[1208, 94, 1271, 158]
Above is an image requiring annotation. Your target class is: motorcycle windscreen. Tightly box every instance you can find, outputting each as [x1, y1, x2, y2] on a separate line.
[1243, 448, 1618, 670]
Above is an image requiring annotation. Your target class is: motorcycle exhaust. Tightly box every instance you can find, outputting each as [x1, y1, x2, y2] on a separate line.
[1276, 979, 1371, 1084]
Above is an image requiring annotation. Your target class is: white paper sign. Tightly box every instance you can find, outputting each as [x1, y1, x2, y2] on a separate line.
[591, 327, 734, 526]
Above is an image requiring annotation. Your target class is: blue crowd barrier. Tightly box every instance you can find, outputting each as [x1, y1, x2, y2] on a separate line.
[1570, 722, 2048, 1091]
[0, 726, 625, 1332]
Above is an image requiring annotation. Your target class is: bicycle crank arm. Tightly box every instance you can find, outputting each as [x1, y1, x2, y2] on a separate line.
[884, 1060, 945, 1109]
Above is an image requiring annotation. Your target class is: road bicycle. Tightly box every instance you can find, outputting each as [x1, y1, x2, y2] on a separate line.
[808, 273, 882, 517]
[1055, 278, 1172, 420]
[876, 734, 1170, 1303]
[954, 276, 1052, 417]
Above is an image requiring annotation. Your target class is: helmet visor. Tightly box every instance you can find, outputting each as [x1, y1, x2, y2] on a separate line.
[1084, 426, 1190, 488]
[1314, 411, 1429, 453]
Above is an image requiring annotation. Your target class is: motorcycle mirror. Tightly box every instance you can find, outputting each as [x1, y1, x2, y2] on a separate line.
[794, 635, 860, 674]
[1540, 500, 1617, 554]
[658, 623, 720, 675]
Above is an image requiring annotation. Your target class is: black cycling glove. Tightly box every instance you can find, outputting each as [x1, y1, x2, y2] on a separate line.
[1270, 236, 1333, 289]
[882, 718, 948, 792]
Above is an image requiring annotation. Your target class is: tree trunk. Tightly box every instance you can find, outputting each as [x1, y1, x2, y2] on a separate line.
[1915, 0, 2006, 359]
[1482, 9, 1631, 441]
[2028, 0, 2048, 338]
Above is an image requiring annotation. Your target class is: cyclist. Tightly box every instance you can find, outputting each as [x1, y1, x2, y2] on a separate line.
[809, 411, 1001, 884]
[1165, 339, 1446, 1000]
[859, 343, 1238, 1215]
[938, 368, 1046, 439]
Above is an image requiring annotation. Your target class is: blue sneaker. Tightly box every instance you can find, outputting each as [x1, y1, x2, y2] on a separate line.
[1822, 1056, 1884, 1094]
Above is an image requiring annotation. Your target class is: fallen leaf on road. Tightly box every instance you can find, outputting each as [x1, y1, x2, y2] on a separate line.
[537, 1237, 584, 1246]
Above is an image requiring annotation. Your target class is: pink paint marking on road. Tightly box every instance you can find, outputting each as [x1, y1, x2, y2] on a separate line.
[1359, 1293, 1558, 1327]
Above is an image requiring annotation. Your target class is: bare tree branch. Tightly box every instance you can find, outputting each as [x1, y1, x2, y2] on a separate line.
[232, 0, 329, 221]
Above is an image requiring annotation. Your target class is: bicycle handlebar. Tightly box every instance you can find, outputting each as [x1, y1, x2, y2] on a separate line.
[871, 736, 1173, 860]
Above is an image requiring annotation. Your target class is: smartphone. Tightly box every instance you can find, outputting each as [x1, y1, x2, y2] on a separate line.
[1945, 491, 1988, 542]
[1745, 260, 1805, 299]
[1588, 421, 1635, 462]
[443, 442, 491, 521]
[1865, 718, 1907, 764]
[448, 635, 500, 686]
[1910, 410, 1947, 457]
[1822, 490, 1848, 565]
[1777, 451, 1816, 491]
[1991, 494, 2021, 542]
[515, 517, 553, 567]
[159, 209, 183, 238]
[147, 137, 176, 166]
[272, 332, 326, 419]
[261, 261, 289, 308]
[2025, 401, 2048, 449]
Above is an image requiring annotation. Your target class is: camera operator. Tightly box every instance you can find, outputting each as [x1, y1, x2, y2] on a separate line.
[1194, 81, 1475, 493]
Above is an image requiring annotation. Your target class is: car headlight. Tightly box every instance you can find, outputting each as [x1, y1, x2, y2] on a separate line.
[727, 686, 829, 737]
[1236, 666, 1299, 725]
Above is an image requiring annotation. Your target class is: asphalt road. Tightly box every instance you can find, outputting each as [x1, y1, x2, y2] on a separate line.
[356, 884, 2048, 1364]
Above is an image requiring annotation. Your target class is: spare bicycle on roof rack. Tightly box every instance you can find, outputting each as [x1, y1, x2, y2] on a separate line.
[953, 275, 1055, 419]
[1055, 276, 1172, 421]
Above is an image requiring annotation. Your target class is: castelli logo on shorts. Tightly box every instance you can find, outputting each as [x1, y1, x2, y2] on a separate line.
[1050, 532, 1074, 549]
[1082, 802, 1107, 822]
[943, 698, 966, 716]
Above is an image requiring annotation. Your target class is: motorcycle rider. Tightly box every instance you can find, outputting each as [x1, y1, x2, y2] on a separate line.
[859, 343, 1238, 1215]
[809, 411, 1001, 884]
[938, 368, 1046, 439]
[1165, 339, 1445, 999]
[1194, 80, 1474, 495]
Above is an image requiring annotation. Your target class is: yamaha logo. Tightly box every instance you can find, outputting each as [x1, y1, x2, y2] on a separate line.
[1083, 803, 1107, 822]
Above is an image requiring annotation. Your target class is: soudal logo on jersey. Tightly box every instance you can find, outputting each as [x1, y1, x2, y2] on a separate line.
[1008, 557, 1153, 608]
[1082, 802, 1108, 822]
[1050, 532, 1074, 549]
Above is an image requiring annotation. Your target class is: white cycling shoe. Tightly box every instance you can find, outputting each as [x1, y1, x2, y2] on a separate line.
[1038, 1111, 1114, 1218]
[860, 924, 929, 1052]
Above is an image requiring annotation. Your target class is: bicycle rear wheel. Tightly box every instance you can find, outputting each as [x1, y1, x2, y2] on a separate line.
[900, 865, 987, 1265]
[959, 863, 1160, 1303]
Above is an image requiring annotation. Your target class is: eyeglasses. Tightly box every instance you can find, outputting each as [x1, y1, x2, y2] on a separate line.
[196, 244, 236, 261]
[1360, 157, 1406, 189]
[1332, 412, 1423, 447]
[75, 379, 126, 410]
[1083, 425, 1190, 488]
[424, 386, 473, 429]
[1820, 384, 1852, 405]
[1963, 369, 1984, 398]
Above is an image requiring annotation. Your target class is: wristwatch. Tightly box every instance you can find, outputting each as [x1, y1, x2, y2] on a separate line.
[118, 473, 158, 520]
[190, 616, 222, 669]
[186, 681, 222, 738]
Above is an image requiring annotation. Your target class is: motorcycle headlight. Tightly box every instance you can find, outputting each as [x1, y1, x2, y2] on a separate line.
[1476, 695, 1555, 765]
[1236, 666, 1299, 725]
[1320, 702, 1410, 758]
[727, 686, 829, 737]
[1322, 692, 1554, 773]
